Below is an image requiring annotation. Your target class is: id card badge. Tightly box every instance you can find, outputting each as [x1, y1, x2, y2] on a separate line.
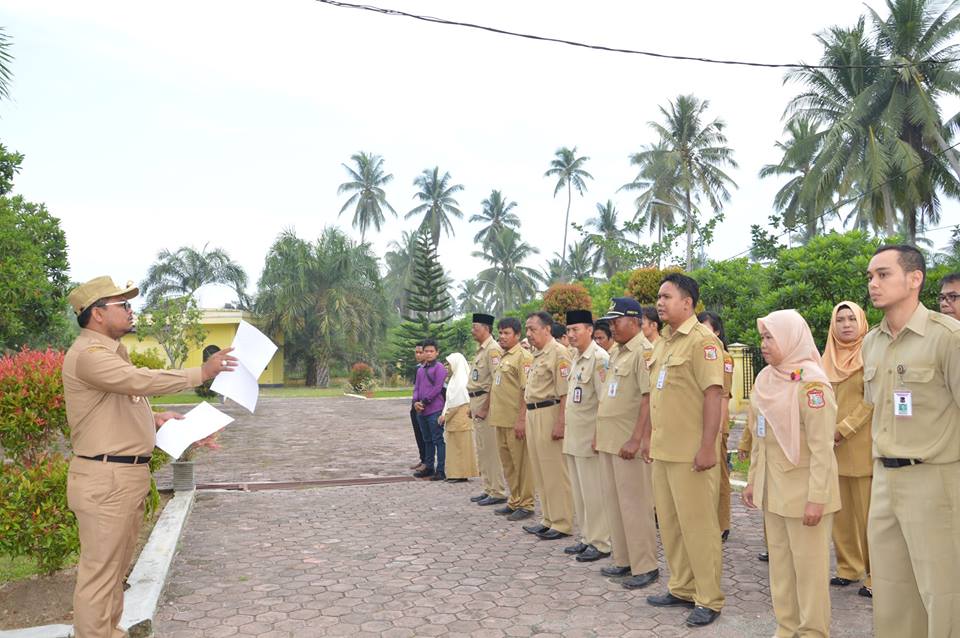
[608, 382, 618, 397]
[656, 368, 667, 390]
[573, 387, 583, 404]
[494, 373, 502, 386]
[894, 391, 913, 417]
[757, 414, 766, 438]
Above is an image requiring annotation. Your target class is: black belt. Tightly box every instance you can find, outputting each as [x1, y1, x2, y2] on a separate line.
[879, 457, 923, 468]
[526, 399, 560, 410]
[78, 454, 152, 465]
[468, 390, 488, 398]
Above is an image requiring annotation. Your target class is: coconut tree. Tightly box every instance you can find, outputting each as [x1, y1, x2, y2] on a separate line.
[456, 278, 488, 314]
[406, 167, 464, 247]
[544, 147, 593, 273]
[585, 200, 628, 277]
[0, 28, 13, 102]
[383, 230, 417, 315]
[557, 239, 595, 282]
[470, 190, 520, 245]
[337, 152, 396, 243]
[140, 244, 249, 308]
[473, 228, 542, 315]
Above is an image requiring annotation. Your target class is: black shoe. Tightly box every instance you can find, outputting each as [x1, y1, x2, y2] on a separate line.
[686, 606, 720, 627]
[506, 508, 534, 521]
[576, 546, 610, 562]
[477, 496, 508, 506]
[622, 568, 660, 590]
[757, 551, 769, 562]
[564, 542, 589, 555]
[601, 565, 631, 578]
[445, 477, 467, 483]
[494, 505, 515, 516]
[470, 493, 489, 502]
[430, 472, 446, 481]
[523, 523, 550, 535]
[858, 585, 873, 598]
[413, 468, 434, 478]
[720, 529, 730, 542]
[647, 592, 696, 608]
[535, 529, 571, 541]
[830, 576, 854, 587]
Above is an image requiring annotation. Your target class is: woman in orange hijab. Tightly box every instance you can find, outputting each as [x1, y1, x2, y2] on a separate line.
[742, 310, 840, 638]
[822, 301, 874, 598]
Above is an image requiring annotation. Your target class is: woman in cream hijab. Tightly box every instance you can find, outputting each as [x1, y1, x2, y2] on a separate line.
[822, 301, 874, 598]
[742, 310, 841, 638]
[439, 353, 478, 482]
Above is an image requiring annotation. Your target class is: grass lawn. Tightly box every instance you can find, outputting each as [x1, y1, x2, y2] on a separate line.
[152, 386, 413, 404]
[0, 553, 77, 584]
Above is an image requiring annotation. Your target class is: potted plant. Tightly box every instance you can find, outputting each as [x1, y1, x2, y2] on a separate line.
[347, 362, 376, 398]
[171, 432, 221, 492]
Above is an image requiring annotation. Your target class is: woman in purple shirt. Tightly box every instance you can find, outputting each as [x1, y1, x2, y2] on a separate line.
[413, 339, 447, 480]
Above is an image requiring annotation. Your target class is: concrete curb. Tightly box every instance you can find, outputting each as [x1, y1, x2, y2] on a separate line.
[0, 490, 196, 638]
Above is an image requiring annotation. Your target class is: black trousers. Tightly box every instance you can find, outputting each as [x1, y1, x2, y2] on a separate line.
[411, 405, 426, 463]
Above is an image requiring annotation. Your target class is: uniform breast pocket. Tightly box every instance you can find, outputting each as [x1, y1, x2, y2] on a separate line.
[902, 365, 938, 406]
[661, 357, 687, 388]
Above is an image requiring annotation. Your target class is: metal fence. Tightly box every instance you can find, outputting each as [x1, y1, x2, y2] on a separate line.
[741, 346, 764, 400]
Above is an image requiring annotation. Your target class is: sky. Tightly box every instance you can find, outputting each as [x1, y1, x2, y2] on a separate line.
[2, 0, 959, 309]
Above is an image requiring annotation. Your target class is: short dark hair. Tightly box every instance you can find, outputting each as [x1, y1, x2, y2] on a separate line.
[941, 272, 960, 288]
[698, 311, 727, 348]
[77, 305, 94, 328]
[661, 272, 700, 307]
[414, 341, 425, 349]
[874, 244, 926, 287]
[641, 306, 662, 331]
[498, 317, 521, 334]
[550, 323, 566, 339]
[526, 311, 553, 328]
[593, 322, 612, 339]
[421, 338, 438, 351]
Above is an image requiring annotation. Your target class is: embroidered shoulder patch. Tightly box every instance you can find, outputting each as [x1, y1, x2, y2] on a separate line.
[724, 362, 734, 373]
[559, 362, 570, 378]
[523, 363, 532, 375]
[490, 356, 501, 367]
[598, 367, 607, 383]
[703, 345, 718, 360]
[807, 388, 825, 409]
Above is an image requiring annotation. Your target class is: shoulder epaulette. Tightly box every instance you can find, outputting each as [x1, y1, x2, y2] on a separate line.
[929, 312, 960, 333]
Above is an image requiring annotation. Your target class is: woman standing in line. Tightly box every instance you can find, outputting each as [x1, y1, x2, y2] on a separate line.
[699, 311, 734, 542]
[439, 352, 478, 483]
[742, 310, 841, 638]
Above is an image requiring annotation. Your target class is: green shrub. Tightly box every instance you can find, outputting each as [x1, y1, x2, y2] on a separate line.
[129, 347, 168, 370]
[348, 362, 375, 393]
[542, 283, 593, 324]
[0, 348, 68, 465]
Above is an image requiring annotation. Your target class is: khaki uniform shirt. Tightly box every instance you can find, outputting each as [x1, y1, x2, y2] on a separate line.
[488, 344, 533, 428]
[747, 382, 842, 517]
[524, 339, 571, 404]
[468, 336, 503, 394]
[62, 329, 202, 456]
[596, 332, 651, 455]
[563, 341, 609, 457]
[648, 315, 725, 462]
[721, 350, 734, 434]
[862, 303, 960, 464]
[832, 369, 874, 477]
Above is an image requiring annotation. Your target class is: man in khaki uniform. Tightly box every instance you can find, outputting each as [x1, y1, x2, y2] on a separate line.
[467, 313, 508, 506]
[642, 273, 725, 628]
[488, 316, 536, 521]
[595, 298, 660, 590]
[522, 311, 575, 540]
[561, 310, 611, 562]
[939, 272, 960, 320]
[63, 277, 237, 638]
[863, 245, 960, 638]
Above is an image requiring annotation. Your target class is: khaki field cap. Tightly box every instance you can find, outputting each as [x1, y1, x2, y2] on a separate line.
[68, 276, 139, 316]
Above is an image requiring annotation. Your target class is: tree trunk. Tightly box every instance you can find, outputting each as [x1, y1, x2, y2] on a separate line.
[561, 182, 572, 280]
[305, 355, 317, 386]
[684, 188, 694, 271]
[316, 362, 330, 388]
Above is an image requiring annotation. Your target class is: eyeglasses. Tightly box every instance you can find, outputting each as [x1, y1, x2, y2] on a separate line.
[939, 293, 960, 304]
[96, 300, 132, 311]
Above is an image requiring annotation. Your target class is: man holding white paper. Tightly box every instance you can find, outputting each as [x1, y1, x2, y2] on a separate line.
[210, 320, 278, 412]
[63, 276, 239, 638]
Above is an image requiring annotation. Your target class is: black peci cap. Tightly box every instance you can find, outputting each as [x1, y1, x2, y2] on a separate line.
[565, 309, 594, 326]
[472, 313, 495, 327]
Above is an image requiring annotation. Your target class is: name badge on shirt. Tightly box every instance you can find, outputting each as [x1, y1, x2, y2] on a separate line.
[494, 373, 502, 386]
[894, 391, 912, 417]
[608, 382, 618, 397]
[573, 387, 582, 403]
[471, 369, 479, 382]
[757, 414, 766, 438]
[656, 368, 667, 390]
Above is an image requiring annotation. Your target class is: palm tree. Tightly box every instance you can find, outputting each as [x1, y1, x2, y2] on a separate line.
[540, 258, 566, 287]
[585, 200, 628, 277]
[337, 152, 396, 243]
[0, 28, 13, 102]
[473, 228, 542, 315]
[257, 228, 387, 387]
[544, 147, 593, 273]
[470, 190, 520, 245]
[140, 244, 248, 307]
[406, 167, 465, 247]
[638, 95, 738, 269]
[556, 240, 595, 282]
[456, 278, 488, 314]
[383, 230, 417, 315]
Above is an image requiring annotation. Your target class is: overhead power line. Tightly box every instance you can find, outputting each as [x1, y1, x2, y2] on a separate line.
[314, 0, 957, 71]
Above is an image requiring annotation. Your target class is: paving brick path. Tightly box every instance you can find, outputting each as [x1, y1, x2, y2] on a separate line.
[153, 397, 873, 637]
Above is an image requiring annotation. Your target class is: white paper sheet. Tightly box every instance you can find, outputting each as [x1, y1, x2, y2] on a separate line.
[155, 401, 234, 460]
[210, 320, 278, 413]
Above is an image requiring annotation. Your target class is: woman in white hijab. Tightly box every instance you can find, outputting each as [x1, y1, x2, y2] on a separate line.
[438, 352, 478, 482]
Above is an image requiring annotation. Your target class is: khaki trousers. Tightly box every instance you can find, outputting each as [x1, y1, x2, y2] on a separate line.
[717, 432, 731, 532]
[599, 451, 657, 574]
[765, 510, 833, 638]
[565, 453, 611, 553]
[832, 475, 871, 585]
[67, 457, 151, 638]
[496, 426, 535, 511]
[653, 460, 724, 611]
[470, 397, 506, 499]
[869, 461, 960, 638]
[525, 405, 574, 534]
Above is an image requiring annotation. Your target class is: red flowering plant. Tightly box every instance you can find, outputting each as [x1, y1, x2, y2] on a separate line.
[348, 362, 376, 394]
[0, 348, 68, 465]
